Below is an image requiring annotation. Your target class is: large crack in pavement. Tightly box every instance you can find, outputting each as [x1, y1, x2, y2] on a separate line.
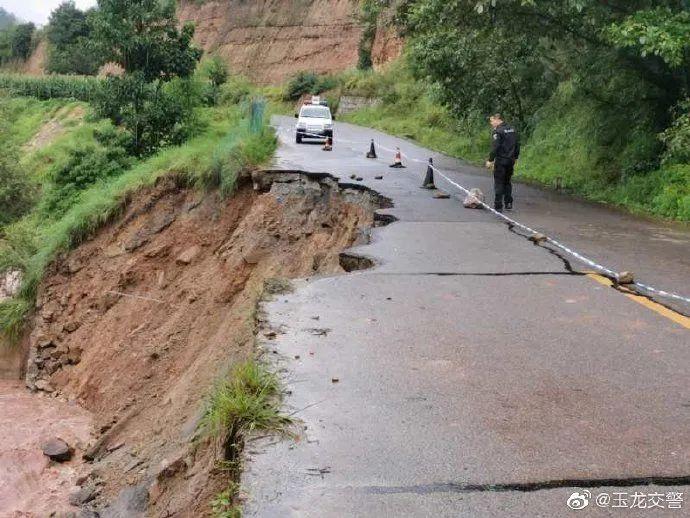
[369, 271, 582, 277]
[356, 475, 690, 495]
[504, 218, 690, 317]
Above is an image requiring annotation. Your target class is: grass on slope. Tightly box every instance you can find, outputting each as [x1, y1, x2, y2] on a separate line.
[0, 96, 87, 151]
[332, 64, 689, 221]
[339, 66, 488, 163]
[0, 100, 277, 339]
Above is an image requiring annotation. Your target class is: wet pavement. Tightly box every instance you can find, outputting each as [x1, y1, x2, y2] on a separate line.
[242, 117, 690, 517]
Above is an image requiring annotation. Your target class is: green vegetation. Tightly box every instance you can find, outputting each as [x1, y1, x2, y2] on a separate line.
[283, 71, 338, 102]
[393, 0, 690, 220]
[46, 1, 102, 75]
[210, 487, 242, 518]
[202, 360, 288, 441]
[279, 1, 690, 221]
[203, 359, 289, 517]
[0, 73, 100, 101]
[0, 147, 35, 227]
[90, 0, 203, 156]
[357, 0, 386, 70]
[200, 55, 230, 105]
[0, 96, 276, 338]
[0, 21, 36, 67]
[339, 62, 489, 162]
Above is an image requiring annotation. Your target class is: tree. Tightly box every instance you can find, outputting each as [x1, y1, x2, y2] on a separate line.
[10, 23, 35, 61]
[608, 7, 690, 69]
[203, 55, 228, 89]
[46, 2, 102, 75]
[403, 0, 688, 129]
[90, 0, 203, 156]
[199, 55, 229, 105]
[92, 0, 201, 81]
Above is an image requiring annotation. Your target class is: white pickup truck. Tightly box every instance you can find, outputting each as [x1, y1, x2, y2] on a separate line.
[295, 97, 334, 144]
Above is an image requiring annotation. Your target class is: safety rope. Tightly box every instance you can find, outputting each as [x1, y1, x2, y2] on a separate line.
[277, 125, 690, 305]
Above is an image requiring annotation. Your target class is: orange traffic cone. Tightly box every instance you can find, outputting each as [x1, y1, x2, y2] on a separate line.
[389, 147, 405, 168]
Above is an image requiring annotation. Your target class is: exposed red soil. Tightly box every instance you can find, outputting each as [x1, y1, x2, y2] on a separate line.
[177, 0, 402, 83]
[14, 171, 381, 515]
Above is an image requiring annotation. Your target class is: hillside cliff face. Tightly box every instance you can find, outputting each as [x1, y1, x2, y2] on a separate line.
[178, 0, 402, 83]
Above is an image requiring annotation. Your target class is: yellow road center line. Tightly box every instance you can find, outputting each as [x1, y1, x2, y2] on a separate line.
[586, 273, 690, 330]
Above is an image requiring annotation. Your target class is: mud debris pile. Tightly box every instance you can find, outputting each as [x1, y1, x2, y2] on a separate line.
[10, 171, 386, 515]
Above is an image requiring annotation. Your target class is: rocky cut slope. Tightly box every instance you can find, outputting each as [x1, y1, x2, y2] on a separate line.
[177, 0, 402, 83]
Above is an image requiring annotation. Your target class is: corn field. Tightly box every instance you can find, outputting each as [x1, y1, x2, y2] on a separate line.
[0, 74, 101, 102]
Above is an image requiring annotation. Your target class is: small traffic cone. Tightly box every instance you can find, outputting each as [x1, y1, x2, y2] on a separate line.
[323, 136, 333, 151]
[421, 157, 435, 189]
[366, 139, 377, 159]
[389, 147, 405, 168]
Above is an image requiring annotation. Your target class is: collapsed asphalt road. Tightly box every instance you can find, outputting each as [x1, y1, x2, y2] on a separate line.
[242, 117, 690, 517]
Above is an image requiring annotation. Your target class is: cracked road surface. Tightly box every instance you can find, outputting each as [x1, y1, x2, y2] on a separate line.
[242, 117, 690, 517]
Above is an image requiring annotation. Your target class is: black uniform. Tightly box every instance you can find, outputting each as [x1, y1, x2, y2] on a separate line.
[489, 122, 520, 211]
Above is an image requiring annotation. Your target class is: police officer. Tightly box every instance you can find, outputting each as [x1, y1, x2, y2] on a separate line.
[485, 113, 520, 212]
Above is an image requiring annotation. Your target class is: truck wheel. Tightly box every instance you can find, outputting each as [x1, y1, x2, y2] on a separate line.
[296, 134, 303, 144]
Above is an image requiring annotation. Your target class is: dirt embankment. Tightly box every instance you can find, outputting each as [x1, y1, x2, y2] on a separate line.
[7, 171, 388, 516]
[177, 0, 403, 83]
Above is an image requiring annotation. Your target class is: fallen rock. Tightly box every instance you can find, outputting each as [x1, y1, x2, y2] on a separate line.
[176, 245, 201, 265]
[144, 243, 171, 259]
[0, 269, 22, 301]
[242, 245, 269, 265]
[99, 292, 121, 312]
[103, 244, 125, 258]
[63, 320, 81, 333]
[69, 484, 97, 506]
[66, 258, 83, 274]
[157, 455, 187, 480]
[102, 483, 148, 516]
[617, 271, 635, 285]
[42, 437, 73, 462]
[433, 191, 450, 199]
[463, 188, 485, 209]
[66, 346, 83, 365]
[35, 379, 55, 393]
[75, 473, 90, 487]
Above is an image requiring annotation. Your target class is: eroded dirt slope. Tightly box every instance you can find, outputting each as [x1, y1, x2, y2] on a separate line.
[177, 0, 402, 83]
[16, 171, 385, 516]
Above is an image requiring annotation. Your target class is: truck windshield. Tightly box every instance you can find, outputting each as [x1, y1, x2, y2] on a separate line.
[301, 107, 330, 118]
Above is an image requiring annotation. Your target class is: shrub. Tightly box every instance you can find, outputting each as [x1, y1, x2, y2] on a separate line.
[198, 56, 230, 106]
[0, 148, 35, 226]
[219, 75, 252, 105]
[660, 99, 690, 165]
[40, 123, 133, 217]
[284, 71, 319, 101]
[202, 360, 287, 440]
[93, 74, 203, 156]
